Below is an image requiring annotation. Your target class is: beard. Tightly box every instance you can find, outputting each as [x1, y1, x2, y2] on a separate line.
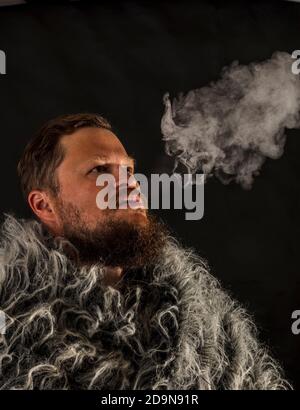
[52, 199, 169, 271]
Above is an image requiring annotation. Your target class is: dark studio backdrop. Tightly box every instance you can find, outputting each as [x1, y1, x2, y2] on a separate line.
[0, 0, 299, 389]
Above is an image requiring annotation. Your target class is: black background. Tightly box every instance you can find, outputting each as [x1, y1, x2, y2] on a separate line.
[0, 0, 299, 389]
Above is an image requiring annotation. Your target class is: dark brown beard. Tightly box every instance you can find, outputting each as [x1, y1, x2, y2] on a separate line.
[54, 200, 169, 270]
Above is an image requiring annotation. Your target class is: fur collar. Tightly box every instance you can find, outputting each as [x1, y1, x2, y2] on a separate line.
[0, 213, 290, 390]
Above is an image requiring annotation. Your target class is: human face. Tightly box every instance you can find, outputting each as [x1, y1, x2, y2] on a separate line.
[54, 127, 147, 233]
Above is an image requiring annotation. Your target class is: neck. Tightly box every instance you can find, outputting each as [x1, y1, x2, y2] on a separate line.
[102, 266, 124, 288]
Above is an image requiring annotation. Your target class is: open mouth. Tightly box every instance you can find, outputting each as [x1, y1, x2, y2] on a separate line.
[118, 197, 145, 209]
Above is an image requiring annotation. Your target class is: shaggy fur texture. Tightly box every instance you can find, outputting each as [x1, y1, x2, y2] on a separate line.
[0, 213, 291, 390]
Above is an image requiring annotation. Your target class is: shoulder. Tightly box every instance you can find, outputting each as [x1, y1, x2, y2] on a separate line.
[157, 238, 291, 389]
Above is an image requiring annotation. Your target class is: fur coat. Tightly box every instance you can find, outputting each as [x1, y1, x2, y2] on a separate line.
[0, 213, 291, 390]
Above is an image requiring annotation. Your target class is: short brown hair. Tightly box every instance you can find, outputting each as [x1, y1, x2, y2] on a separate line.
[17, 113, 112, 202]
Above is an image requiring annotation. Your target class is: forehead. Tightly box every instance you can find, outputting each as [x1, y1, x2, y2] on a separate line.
[60, 127, 130, 165]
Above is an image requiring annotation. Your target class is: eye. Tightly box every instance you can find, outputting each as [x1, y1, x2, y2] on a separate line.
[89, 165, 108, 175]
[119, 165, 134, 176]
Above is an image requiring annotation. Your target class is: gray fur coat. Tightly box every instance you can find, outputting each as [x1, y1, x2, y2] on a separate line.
[0, 213, 291, 390]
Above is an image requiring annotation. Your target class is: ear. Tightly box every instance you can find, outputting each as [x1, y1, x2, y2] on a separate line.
[27, 190, 60, 230]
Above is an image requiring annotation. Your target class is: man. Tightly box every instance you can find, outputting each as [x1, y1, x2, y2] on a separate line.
[0, 113, 291, 389]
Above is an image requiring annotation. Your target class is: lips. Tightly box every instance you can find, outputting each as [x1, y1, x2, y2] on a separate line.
[118, 195, 145, 209]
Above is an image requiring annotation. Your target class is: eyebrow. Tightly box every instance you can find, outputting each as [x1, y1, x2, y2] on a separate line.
[83, 155, 136, 167]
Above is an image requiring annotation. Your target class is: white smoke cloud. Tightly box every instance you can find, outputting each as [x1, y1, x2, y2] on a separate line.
[161, 51, 300, 189]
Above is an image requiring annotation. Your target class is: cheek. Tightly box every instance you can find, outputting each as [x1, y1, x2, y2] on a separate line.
[60, 178, 100, 210]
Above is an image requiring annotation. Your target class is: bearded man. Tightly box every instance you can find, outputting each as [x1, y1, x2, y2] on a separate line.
[0, 113, 291, 390]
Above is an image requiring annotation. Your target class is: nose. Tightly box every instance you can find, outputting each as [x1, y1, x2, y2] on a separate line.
[114, 165, 138, 189]
[112, 165, 141, 201]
